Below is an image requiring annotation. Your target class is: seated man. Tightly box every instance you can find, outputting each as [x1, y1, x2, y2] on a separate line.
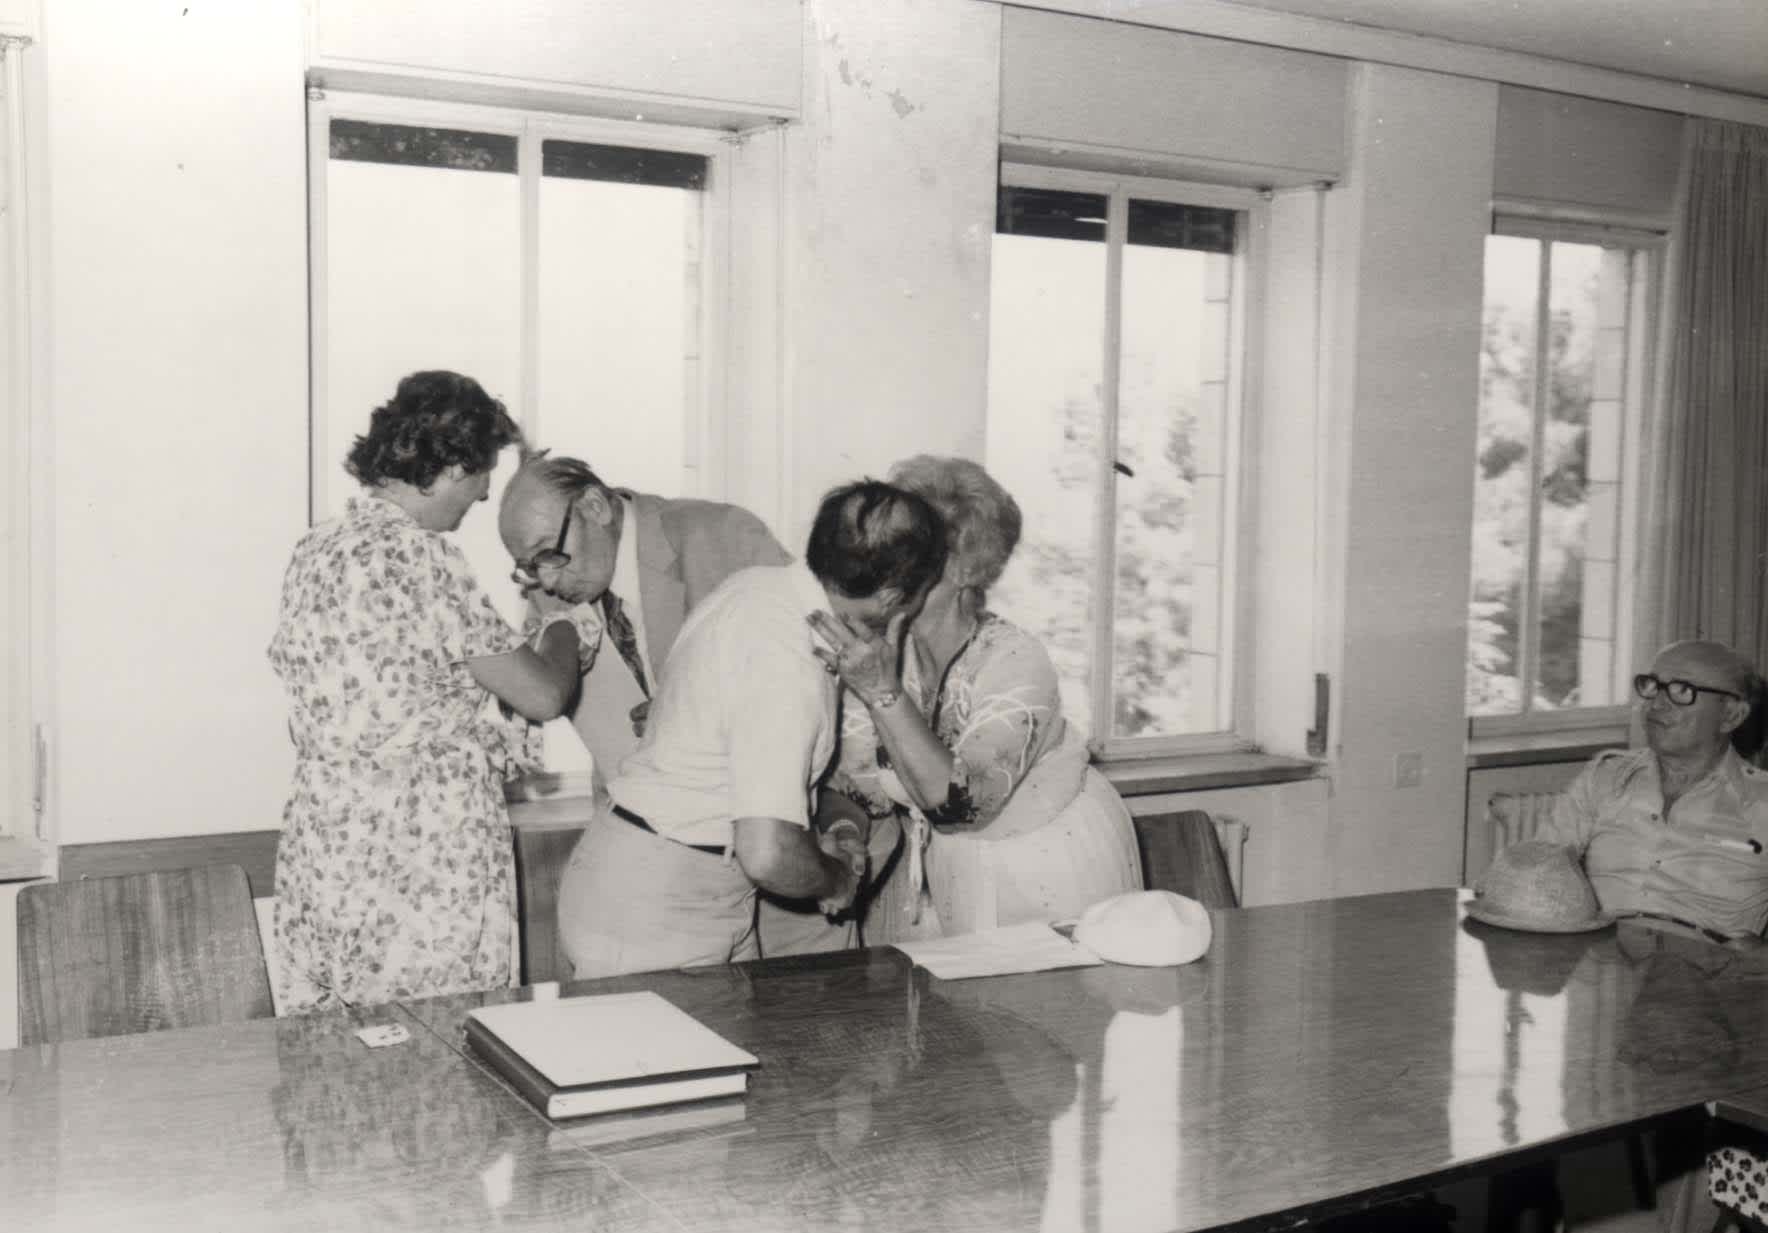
[554, 480, 947, 979]
[1488, 640, 1768, 1233]
[1542, 638, 1768, 941]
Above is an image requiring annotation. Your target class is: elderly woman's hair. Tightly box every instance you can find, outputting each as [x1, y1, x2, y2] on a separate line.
[806, 480, 947, 601]
[886, 454, 1022, 596]
[345, 371, 521, 490]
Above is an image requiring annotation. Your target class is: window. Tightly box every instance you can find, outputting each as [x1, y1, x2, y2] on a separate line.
[1466, 220, 1657, 725]
[985, 166, 1258, 753]
[308, 94, 727, 630]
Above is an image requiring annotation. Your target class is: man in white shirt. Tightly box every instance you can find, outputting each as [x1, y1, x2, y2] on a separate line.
[552, 479, 948, 979]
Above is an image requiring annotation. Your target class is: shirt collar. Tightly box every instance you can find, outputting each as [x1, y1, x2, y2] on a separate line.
[1647, 745, 1749, 799]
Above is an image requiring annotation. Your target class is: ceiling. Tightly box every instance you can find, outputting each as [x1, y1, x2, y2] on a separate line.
[1230, 0, 1768, 99]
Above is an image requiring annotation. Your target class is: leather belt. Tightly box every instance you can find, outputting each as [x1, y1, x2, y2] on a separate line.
[612, 803, 725, 857]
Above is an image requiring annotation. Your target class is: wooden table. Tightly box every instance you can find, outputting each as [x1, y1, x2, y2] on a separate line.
[6, 889, 1768, 1232]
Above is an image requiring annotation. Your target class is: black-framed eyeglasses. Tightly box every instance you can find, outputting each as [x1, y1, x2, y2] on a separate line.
[511, 499, 574, 586]
[1632, 673, 1742, 707]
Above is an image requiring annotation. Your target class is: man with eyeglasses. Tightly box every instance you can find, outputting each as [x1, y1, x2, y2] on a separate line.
[1540, 639, 1768, 942]
[498, 455, 789, 795]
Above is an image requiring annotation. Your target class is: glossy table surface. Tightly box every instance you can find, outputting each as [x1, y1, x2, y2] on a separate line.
[7, 889, 1768, 1232]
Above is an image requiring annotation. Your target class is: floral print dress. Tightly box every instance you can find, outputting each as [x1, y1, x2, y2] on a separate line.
[268, 497, 534, 1013]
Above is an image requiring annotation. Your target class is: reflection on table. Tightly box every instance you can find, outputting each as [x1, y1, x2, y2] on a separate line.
[0, 1003, 671, 1231]
[6, 889, 1768, 1233]
[402, 889, 1768, 1233]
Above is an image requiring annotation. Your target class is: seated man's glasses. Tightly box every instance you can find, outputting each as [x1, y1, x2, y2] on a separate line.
[511, 498, 575, 588]
[1632, 673, 1742, 707]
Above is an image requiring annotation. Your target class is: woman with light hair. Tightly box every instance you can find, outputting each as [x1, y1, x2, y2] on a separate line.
[810, 455, 1143, 937]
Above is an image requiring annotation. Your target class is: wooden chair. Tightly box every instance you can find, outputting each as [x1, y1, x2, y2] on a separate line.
[513, 823, 588, 985]
[16, 864, 274, 1046]
[1131, 809, 1240, 909]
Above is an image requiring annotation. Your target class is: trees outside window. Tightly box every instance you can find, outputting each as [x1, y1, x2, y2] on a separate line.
[1467, 226, 1653, 722]
[985, 169, 1256, 752]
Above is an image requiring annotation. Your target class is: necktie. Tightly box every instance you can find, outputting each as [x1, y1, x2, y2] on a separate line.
[599, 591, 650, 700]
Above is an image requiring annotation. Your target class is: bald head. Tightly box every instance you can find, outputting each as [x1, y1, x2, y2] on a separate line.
[1642, 639, 1761, 765]
[498, 455, 622, 604]
[1654, 640, 1755, 696]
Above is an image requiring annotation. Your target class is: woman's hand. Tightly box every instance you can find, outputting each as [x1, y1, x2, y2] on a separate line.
[807, 609, 907, 709]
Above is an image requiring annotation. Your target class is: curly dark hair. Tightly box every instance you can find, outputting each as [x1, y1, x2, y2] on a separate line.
[344, 371, 521, 490]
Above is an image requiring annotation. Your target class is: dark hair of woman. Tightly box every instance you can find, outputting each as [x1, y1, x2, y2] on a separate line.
[344, 370, 521, 491]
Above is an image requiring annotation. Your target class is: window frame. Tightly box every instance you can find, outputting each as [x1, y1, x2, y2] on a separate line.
[994, 162, 1266, 759]
[2, 32, 43, 850]
[1466, 209, 1664, 740]
[305, 90, 734, 522]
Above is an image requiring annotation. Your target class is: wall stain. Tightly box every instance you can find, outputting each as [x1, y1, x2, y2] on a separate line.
[887, 89, 918, 118]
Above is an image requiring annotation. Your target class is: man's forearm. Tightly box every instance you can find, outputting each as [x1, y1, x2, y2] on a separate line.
[732, 816, 854, 900]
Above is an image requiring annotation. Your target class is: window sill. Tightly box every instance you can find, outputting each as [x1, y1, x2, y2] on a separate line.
[1098, 751, 1320, 798]
[1466, 726, 1628, 771]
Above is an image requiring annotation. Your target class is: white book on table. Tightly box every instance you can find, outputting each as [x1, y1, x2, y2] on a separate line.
[464, 991, 760, 1120]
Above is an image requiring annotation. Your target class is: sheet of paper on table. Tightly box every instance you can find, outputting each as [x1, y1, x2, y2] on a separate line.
[893, 922, 1104, 980]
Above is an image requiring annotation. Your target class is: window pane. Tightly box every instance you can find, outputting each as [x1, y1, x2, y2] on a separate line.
[1111, 199, 1238, 738]
[987, 188, 1107, 738]
[1532, 241, 1621, 710]
[1467, 234, 1540, 717]
[538, 141, 701, 497]
[322, 120, 524, 625]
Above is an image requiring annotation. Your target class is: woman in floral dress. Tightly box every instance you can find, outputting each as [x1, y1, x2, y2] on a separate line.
[812, 455, 1143, 939]
[268, 371, 587, 1013]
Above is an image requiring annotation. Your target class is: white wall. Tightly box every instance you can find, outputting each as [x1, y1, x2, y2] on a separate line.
[1319, 65, 1497, 895]
[0, 0, 32, 36]
[778, 0, 1001, 539]
[43, 0, 307, 843]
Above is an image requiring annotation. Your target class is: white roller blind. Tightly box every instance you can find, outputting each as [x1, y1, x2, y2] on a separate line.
[1000, 6, 1346, 185]
[312, 0, 802, 123]
[1494, 86, 1685, 218]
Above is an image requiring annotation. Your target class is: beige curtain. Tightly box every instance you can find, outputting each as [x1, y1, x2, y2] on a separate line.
[1644, 119, 1768, 673]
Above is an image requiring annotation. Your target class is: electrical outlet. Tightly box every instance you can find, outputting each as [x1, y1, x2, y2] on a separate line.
[1393, 751, 1424, 789]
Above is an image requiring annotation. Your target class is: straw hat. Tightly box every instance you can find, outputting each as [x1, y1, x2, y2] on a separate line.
[1467, 840, 1614, 933]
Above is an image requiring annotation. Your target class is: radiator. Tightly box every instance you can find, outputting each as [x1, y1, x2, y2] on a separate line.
[1464, 760, 1587, 885]
[1486, 791, 1561, 852]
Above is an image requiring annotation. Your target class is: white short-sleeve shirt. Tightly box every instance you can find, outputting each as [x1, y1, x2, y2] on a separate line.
[609, 563, 838, 848]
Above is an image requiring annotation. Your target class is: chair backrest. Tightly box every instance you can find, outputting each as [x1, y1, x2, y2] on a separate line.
[16, 864, 274, 1046]
[513, 824, 588, 985]
[1131, 809, 1240, 909]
